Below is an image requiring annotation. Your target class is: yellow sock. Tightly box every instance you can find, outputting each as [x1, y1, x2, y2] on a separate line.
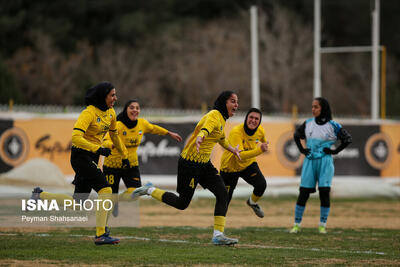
[40, 192, 73, 206]
[119, 188, 135, 201]
[105, 208, 111, 229]
[96, 187, 112, 237]
[151, 188, 166, 202]
[106, 193, 116, 227]
[251, 193, 261, 203]
[108, 193, 118, 219]
[214, 216, 226, 232]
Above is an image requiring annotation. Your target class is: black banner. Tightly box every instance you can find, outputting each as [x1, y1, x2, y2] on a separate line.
[0, 119, 15, 173]
[137, 122, 196, 174]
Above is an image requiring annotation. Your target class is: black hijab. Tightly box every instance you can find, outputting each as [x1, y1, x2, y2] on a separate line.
[315, 97, 332, 125]
[244, 108, 262, 136]
[117, 100, 139, 129]
[85, 82, 114, 111]
[213, 91, 235, 120]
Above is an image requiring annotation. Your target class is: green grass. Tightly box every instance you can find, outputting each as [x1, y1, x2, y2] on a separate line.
[1, 226, 399, 266]
[1, 197, 399, 265]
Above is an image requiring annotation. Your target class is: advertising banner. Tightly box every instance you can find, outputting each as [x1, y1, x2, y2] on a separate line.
[377, 123, 400, 177]
[0, 117, 399, 178]
[290, 123, 400, 177]
[0, 119, 14, 173]
[136, 122, 196, 174]
[0, 118, 196, 176]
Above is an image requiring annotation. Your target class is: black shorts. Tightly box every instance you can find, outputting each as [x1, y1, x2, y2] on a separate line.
[220, 162, 265, 196]
[70, 147, 109, 197]
[103, 166, 141, 193]
[176, 157, 221, 196]
[160, 157, 227, 216]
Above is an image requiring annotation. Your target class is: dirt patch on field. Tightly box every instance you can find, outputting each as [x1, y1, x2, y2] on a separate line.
[138, 198, 400, 229]
[0, 197, 398, 232]
[287, 258, 400, 266]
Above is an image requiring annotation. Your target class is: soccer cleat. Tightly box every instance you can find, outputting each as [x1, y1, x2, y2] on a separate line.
[105, 226, 110, 237]
[131, 182, 153, 200]
[94, 233, 120, 245]
[112, 202, 119, 217]
[31, 187, 43, 201]
[290, 225, 301, 234]
[318, 226, 327, 234]
[246, 199, 264, 218]
[212, 234, 238, 246]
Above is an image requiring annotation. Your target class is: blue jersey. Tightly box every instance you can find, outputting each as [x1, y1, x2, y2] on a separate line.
[303, 118, 342, 159]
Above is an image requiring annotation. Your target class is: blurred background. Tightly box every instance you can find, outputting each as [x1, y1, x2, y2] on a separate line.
[0, 0, 399, 117]
[0, 0, 399, 199]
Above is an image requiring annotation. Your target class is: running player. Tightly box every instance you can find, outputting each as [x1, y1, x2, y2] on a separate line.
[102, 99, 182, 217]
[132, 91, 240, 245]
[32, 82, 129, 245]
[290, 97, 352, 234]
[220, 108, 269, 218]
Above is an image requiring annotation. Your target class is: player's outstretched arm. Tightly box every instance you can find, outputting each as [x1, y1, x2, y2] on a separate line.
[167, 131, 182, 142]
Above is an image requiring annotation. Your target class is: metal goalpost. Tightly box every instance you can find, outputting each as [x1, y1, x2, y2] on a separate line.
[314, 0, 382, 120]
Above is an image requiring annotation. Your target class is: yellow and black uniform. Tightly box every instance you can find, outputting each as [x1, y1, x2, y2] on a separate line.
[102, 117, 168, 194]
[220, 108, 267, 208]
[38, 82, 128, 241]
[71, 104, 128, 195]
[180, 110, 230, 162]
[161, 109, 230, 211]
[70, 83, 128, 239]
[148, 92, 235, 234]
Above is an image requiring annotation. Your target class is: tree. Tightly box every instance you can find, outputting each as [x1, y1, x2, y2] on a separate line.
[258, 4, 314, 114]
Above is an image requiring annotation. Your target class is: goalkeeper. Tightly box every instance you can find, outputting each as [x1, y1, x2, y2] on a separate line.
[290, 97, 352, 234]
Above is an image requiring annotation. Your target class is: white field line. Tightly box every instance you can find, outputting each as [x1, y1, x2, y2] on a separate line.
[0, 232, 386, 255]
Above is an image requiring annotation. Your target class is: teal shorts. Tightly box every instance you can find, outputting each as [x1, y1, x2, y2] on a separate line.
[300, 156, 334, 189]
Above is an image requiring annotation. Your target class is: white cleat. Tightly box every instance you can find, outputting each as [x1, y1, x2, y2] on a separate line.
[246, 199, 264, 218]
[212, 234, 238, 246]
[131, 182, 153, 201]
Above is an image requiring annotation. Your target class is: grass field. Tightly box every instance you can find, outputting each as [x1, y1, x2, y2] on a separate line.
[1, 197, 399, 266]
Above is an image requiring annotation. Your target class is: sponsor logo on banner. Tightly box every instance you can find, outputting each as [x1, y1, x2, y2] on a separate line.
[364, 132, 393, 169]
[137, 138, 181, 163]
[35, 135, 71, 160]
[276, 131, 304, 170]
[0, 127, 30, 167]
[138, 123, 195, 174]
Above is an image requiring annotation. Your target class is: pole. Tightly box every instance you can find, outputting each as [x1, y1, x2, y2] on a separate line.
[371, 0, 380, 120]
[250, 6, 260, 109]
[380, 46, 386, 119]
[314, 0, 321, 98]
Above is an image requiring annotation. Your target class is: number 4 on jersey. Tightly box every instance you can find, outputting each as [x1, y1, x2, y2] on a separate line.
[189, 178, 195, 188]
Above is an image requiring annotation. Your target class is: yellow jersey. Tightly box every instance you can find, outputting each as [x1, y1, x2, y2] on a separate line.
[181, 110, 230, 163]
[220, 123, 266, 172]
[103, 118, 168, 168]
[71, 105, 127, 158]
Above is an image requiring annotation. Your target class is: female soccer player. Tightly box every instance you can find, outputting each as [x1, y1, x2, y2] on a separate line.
[102, 99, 182, 216]
[32, 82, 129, 245]
[220, 108, 269, 218]
[290, 97, 352, 234]
[132, 91, 241, 245]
